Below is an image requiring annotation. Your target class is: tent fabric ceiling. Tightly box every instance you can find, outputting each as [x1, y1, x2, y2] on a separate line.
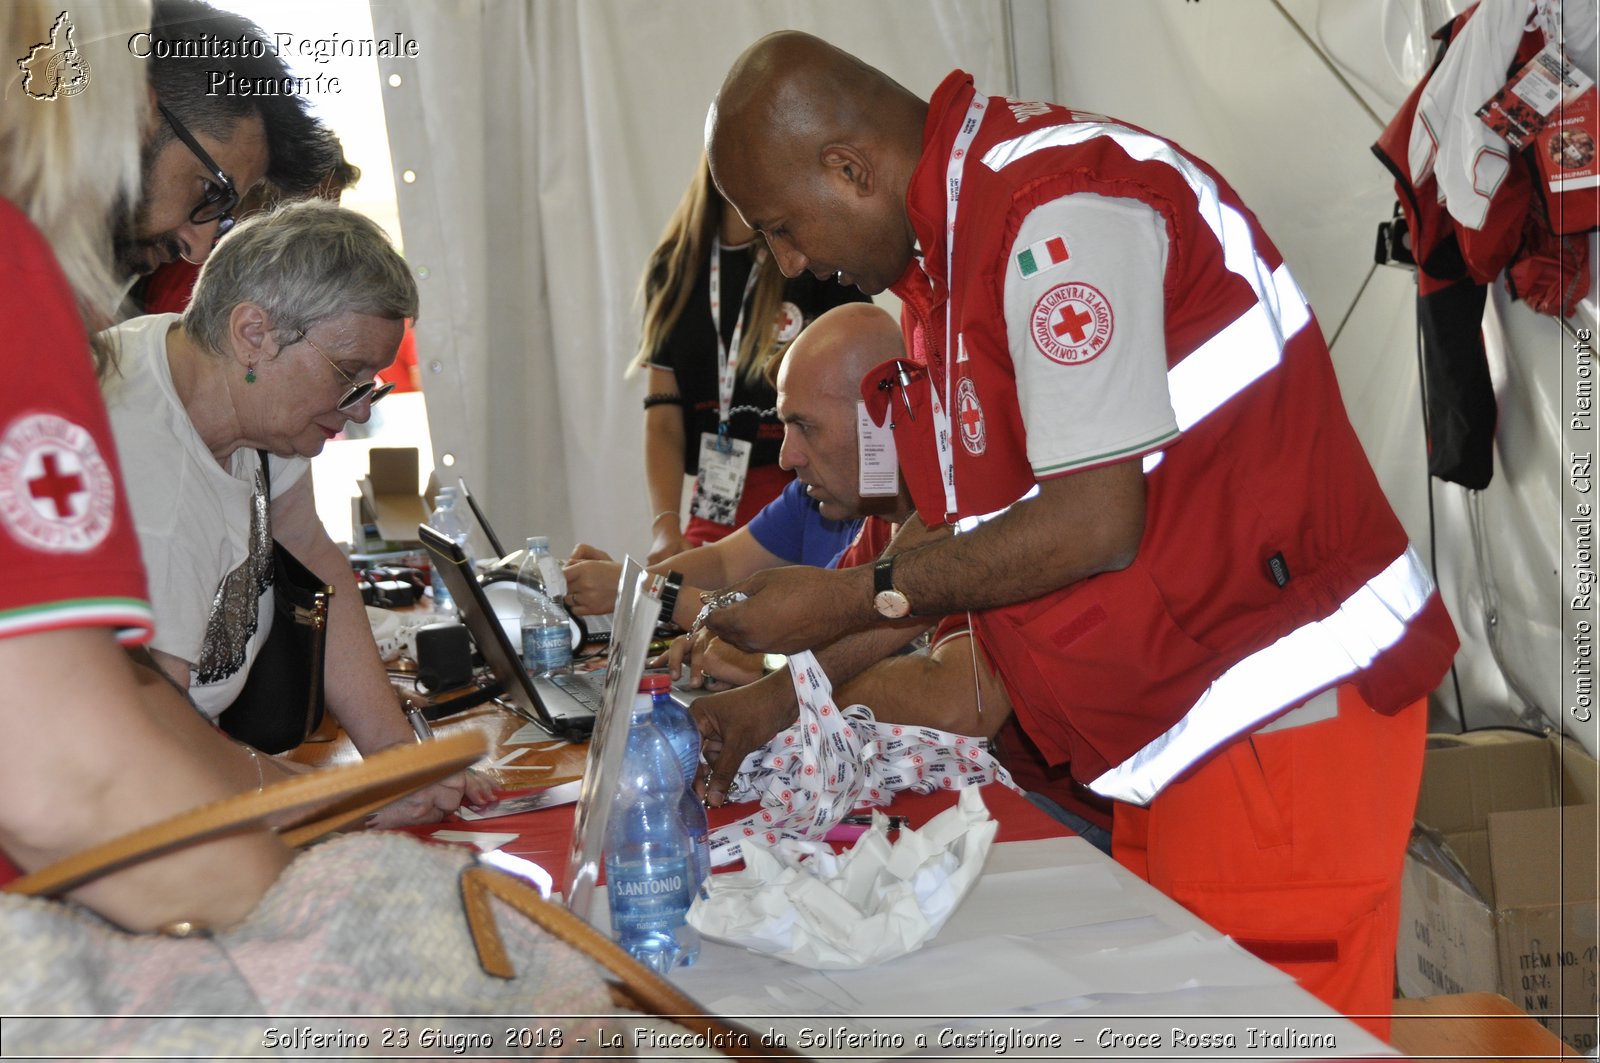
[373, 0, 1596, 757]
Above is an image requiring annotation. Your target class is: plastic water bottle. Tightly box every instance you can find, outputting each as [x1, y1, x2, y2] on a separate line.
[518, 537, 571, 675]
[426, 486, 470, 613]
[525, 535, 567, 602]
[605, 686, 700, 972]
[643, 671, 711, 894]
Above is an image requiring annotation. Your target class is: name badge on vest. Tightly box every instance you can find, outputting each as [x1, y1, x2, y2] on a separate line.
[691, 431, 752, 526]
[856, 399, 900, 497]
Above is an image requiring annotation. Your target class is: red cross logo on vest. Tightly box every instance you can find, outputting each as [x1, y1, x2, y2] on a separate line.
[956, 376, 986, 455]
[1030, 281, 1115, 366]
[0, 413, 116, 553]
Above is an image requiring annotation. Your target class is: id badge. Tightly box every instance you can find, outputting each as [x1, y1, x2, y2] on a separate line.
[691, 431, 752, 526]
[856, 399, 900, 497]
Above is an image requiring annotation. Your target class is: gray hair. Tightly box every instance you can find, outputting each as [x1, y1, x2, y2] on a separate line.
[182, 199, 418, 354]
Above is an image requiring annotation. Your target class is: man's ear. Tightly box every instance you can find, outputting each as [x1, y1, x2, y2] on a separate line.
[821, 144, 873, 196]
[228, 302, 278, 368]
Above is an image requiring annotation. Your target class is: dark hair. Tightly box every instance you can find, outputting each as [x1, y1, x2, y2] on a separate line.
[148, 0, 341, 197]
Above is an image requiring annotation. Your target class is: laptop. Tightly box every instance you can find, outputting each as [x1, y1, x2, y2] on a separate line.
[419, 522, 602, 741]
[456, 476, 613, 644]
[455, 477, 508, 560]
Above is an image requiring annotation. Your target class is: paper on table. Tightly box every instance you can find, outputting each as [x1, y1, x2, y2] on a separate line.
[430, 830, 519, 852]
[928, 863, 1147, 947]
[822, 933, 1097, 1014]
[504, 722, 569, 746]
[688, 787, 997, 969]
[1012, 929, 1296, 996]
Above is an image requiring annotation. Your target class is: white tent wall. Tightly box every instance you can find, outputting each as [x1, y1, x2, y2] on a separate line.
[369, 0, 1011, 554]
[374, 0, 1598, 756]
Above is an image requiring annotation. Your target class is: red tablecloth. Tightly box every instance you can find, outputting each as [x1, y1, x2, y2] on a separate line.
[411, 782, 1070, 882]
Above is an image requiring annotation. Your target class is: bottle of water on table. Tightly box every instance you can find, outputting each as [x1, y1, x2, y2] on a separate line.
[426, 485, 469, 613]
[518, 537, 571, 675]
[605, 682, 700, 973]
[643, 671, 711, 893]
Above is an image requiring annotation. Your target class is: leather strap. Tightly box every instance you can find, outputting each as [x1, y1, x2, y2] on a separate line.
[460, 865, 798, 1057]
[6, 731, 487, 899]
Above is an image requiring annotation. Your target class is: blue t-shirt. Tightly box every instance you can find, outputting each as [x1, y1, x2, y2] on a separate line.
[746, 480, 862, 568]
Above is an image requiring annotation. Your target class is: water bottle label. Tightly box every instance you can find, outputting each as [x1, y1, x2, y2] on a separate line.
[523, 625, 570, 673]
[606, 859, 692, 936]
[537, 555, 567, 600]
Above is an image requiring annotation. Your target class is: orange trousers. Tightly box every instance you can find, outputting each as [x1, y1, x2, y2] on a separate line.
[1114, 685, 1426, 1041]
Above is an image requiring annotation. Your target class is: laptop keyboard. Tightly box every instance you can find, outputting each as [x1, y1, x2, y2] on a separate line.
[548, 670, 607, 713]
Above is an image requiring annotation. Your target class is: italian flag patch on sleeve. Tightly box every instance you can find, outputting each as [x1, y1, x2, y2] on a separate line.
[1016, 235, 1070, 278]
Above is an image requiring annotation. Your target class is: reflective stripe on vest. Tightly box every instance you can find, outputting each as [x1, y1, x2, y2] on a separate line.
[983, 122, 1313, 439]
[954, 483, 1040, 534]
[1088, 544, 1438, 805]
[981, 121, 1434, 801]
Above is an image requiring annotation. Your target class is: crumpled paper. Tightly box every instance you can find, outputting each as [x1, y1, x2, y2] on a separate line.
[687, 787, 998, 968]
[705, 650, 1019, 867]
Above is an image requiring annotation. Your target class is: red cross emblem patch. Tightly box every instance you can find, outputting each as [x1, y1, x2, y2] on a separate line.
[0, 413, 116, 553]
[773, 300, 803, 344]
[1030, 282, 1114, 366]
[956, 376, 986, 456]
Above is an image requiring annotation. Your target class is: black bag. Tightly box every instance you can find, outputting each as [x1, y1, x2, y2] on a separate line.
[217, 452, 334, 754]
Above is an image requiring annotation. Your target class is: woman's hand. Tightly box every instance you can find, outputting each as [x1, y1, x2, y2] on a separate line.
[562, 544, 621, 616]
[662, 629, 764, 691]
[364, 772, 468, 828]
[647, 525, 688, 566]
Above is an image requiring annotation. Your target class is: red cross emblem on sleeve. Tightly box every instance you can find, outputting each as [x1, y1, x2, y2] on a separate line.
[1030, 282, 1115, 366]
[0, 414, 116, 553]
[956, 376, 987, 455]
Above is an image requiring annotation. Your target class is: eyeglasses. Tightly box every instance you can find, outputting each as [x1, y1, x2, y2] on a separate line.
[157, 103, 240, 237]
[298, 330, 396, 411]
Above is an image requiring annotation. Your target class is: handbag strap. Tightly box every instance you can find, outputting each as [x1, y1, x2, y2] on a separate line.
[6, 731, 487, 899]
[460, 865, 800, 1058]
[256, 448, 272, 501]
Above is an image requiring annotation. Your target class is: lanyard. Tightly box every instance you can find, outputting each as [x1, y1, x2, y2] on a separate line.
[708, 236, 766, 438]
[928, 91, 990, 521]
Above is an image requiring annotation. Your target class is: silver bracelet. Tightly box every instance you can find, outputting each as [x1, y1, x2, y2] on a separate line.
[242, 744, 264, 792]
[689, 590, 748, 635]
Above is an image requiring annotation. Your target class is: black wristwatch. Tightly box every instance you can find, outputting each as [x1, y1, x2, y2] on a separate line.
[872, 556, 911, 619]
[659, 570, 684, 626]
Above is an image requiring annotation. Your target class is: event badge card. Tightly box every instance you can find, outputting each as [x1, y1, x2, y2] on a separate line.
[856, 399, 900, 497]
[457, 779, 582, 820]
[690, 432, 752, 525]
[1477, 43, 1589, 148]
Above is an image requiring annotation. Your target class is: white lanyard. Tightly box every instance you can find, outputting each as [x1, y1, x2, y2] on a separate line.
[931, 91, 990, 521]
[708, 236, 766, 436]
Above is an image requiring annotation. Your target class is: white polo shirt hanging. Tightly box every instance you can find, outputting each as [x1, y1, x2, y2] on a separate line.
[690, 236, 765, 527]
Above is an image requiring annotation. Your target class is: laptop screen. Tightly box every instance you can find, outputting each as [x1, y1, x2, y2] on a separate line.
[455, 477, 508, 560]
[418, 522, 588, 736]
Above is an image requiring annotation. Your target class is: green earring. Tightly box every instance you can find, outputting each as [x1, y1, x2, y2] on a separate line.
[245, 365, 257, 384]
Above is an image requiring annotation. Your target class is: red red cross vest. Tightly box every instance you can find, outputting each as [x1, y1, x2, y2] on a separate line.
[865, 72, 1459, 804]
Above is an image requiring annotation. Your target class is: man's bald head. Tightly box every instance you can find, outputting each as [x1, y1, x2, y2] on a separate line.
[779, 301, 902, 401]
[707, 32, 927, 296]
[776, 302, 909, 521]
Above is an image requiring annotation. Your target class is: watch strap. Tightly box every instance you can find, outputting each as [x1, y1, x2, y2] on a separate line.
[873, 556, 896, 596]
[659, 570, 684, 626]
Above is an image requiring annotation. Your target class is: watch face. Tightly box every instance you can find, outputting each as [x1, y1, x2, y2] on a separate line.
[874, 589, 911, 619]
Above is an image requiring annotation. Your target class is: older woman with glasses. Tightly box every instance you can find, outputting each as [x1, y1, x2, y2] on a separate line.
[100, 198, 483, 826]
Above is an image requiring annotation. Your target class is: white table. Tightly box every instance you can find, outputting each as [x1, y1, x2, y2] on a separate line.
[661, 836, 1397, 1061]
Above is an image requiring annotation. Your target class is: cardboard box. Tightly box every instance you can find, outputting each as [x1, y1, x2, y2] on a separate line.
[1398, 732, 1599, 1052]
[354, 447, 433, 546]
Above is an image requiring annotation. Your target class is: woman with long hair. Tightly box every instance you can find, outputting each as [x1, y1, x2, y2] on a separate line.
[633, 151, 867, 563]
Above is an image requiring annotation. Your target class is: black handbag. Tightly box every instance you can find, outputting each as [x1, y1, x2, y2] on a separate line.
[217, 452, 334, 754]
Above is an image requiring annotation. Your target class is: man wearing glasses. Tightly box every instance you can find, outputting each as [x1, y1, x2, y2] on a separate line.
[115, 0, 341, 284]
